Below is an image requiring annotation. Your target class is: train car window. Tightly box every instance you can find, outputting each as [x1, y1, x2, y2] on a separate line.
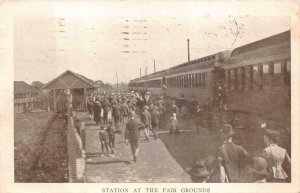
[236, 68, 242, 90]
[188, 74, 191, 88]
[191, 74, 194, 88]
[234, 68, 238, 90]
[185, 75, 188, 88]
[198, 73, 201, 88]
[245, 66, 252, 90]
[252, 65, 261, 90]
[198, 73, 202, 88]
[226, 70, 231, 90]
[172, 77, 174, 88]
[212, 55, 215, 60]
[274, 62, 281, 73]
[204, 73, 207, 88]
[262, 63, 270, 88]
[287, 60, 291, 72]
[174, 77, 176, 88]
[284, 60, 291, 87]
[201, 73, 205, 88]
[242, 67, 246, 89]
[229, 69, 235, 90]
[194, 74, 197, 88]
[271, 61, 283, 87]
[179, 76, 182, 88]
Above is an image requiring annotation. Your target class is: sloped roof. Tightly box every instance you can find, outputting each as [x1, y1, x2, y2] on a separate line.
[44, 70, 95, 90]
[231, 30, 290, 57]
[14, 81, 37, 94]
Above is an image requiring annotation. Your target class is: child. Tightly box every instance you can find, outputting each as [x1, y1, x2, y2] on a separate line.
[99, 126, 109, 156]
[170, 113, 180, 135]
[106, 121, 116, 154]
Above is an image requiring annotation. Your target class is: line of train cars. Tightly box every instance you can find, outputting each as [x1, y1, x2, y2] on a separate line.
[129, 30, 291, 130]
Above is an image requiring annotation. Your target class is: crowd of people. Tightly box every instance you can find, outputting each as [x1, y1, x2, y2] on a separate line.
[85, 90, 291, 183]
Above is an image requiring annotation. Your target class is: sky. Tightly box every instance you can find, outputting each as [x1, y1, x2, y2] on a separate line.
[9, 1, 290, 85]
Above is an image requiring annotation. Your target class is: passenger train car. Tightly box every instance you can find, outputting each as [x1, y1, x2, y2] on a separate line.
[129, 31, 291, 128]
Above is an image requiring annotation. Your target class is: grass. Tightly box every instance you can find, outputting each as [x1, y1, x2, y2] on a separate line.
[14, 111, 52, 182]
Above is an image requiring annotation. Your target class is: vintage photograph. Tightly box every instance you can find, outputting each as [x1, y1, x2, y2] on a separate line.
[13, 14, 291, 183]
[0, 1, 298, 191]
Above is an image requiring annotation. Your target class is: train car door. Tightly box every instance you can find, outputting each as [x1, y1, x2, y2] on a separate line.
[212, 66, 225, 108]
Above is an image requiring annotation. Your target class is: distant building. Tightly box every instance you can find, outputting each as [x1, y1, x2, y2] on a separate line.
[14, 81, 38, 113]
[44, 70, 95, 112]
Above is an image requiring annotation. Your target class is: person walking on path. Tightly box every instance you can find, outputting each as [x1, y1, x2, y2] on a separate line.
[87, 96, 94, 121]
[262, 128, 291, 182]
[151, 106, 160, 140]
[93, 101, 102, 125]
[141, 105, 151, 142]
[99, 126, 110, 156]
[170, 113, 180, 135]
[106, 121, 116, 154]
[112, 102, 121, 130]
[120, 100, 129, 124]
[216, 124, 250, 182]
[125, 111, 145, 163]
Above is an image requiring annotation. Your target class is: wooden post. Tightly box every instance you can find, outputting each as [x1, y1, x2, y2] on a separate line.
[53, 89, 57, 112]
[83, 88, 87, 111]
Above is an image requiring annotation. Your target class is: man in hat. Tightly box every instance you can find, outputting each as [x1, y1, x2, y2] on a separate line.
[141, 105, 151, 141]
[151, 106, 160, 140]
[217, 124, 250, 182]
[262, 129, 291, 182]
[249, 157, 269, 183]
[112, 102, 121, 130]
[125, 111, 145, 162]
[93, 100, 102, 125]
[188, 161, 210, 183]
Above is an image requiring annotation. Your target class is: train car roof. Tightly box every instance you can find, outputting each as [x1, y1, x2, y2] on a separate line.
[224, 40, 290, 69]
[231, 30, 290, 57]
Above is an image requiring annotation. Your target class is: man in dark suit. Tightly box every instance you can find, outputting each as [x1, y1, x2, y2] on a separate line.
[125, 111, 145, 162]
[217, 124, 250, 182]
[151, 106, 160, 140]
[141, 106, 151, 142]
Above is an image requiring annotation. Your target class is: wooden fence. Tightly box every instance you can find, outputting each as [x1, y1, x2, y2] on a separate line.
[14, 96, 50, 113]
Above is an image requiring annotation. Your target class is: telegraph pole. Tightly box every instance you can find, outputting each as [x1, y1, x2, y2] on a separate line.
[187, 38, 190, 63]
[145, 67, 148, 91]
[140, 68, 142, 78]
[116, 72, 119, 93]
[153, 59, 156, 73]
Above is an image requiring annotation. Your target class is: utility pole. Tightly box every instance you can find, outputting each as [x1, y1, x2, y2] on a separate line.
[187, 38, 190, 63]
[140, 68, 141, 78]
[153, 59, 156, 73]
[116, 72, 119, 93]
[145, 67, 148, 91]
